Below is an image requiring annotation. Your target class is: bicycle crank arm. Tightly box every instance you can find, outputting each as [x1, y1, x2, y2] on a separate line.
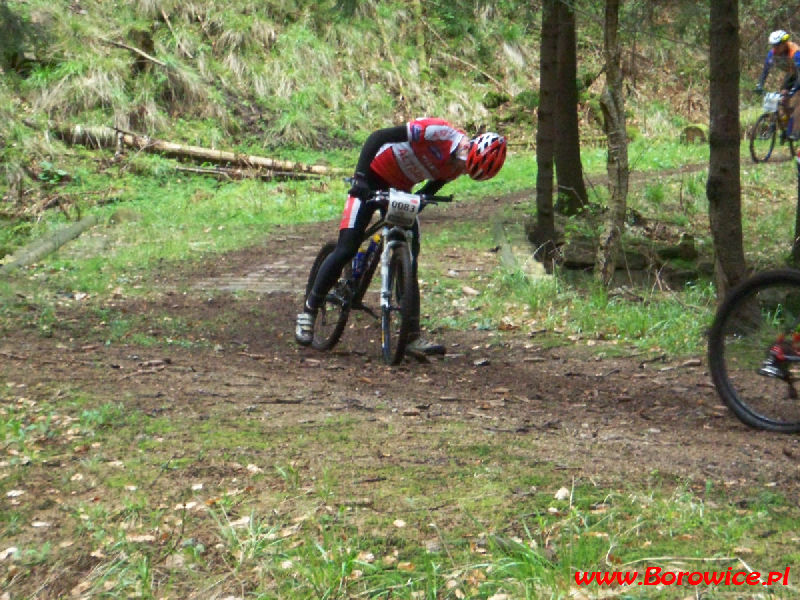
[352, 302, 379, 320]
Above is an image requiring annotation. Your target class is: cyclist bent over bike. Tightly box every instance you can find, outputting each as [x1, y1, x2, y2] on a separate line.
[295, 118, 507, 356]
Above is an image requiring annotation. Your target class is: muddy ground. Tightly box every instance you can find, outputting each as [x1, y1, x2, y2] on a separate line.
[3, 190, 800, 504]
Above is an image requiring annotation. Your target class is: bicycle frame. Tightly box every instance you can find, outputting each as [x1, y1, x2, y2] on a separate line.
[351, 188, 442, 313]
[352, 216, 416, 314]
[749, 91, 797, 162]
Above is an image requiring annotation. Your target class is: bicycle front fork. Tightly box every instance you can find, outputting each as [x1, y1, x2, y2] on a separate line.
[379, 228, 413, 310]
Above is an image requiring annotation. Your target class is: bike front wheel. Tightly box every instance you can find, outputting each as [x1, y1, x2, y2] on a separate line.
[749, 112, 777, 163]
[381, 244, 414, 365]
[304, 242, 351, 351]
[708, 269, 800, 432]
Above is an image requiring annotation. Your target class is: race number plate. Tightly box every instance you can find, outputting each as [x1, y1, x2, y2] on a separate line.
[763, 92, 780, 113]
[385, 190, 420, 227]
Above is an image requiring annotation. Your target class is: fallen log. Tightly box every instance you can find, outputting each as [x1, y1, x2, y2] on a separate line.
[0, 214, 101, 275]
[173, 165, 318, 181]
[52, 124, 345, 177]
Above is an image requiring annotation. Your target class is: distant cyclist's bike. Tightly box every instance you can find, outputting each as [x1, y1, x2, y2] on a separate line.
[304, 188, 452, 365]
[749, 91, 796, 163]
[708, 269, 800, 432]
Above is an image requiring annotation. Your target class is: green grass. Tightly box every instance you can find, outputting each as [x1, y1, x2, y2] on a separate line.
[0, 135, 791, 356]
[1, 49, 800, 599]
[4, 3, 800, 596]
[422, 259, 716, 356]
[1, 387, 797, 598]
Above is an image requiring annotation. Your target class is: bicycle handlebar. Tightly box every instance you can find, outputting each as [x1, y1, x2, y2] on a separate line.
[342, 178, 454, 206]
[366, 190, 454, 207]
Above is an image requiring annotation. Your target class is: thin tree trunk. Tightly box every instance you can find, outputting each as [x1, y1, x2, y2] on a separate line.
[708, 0, 746, 297]
[595, 0, 629, 285]
[554, 0, 588, 215]
[794, 156, 800, 264]
[412, 0, 426, 68]
[528, 0, 558, 271]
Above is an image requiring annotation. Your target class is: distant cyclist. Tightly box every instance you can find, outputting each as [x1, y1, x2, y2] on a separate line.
[755, 29, 800, 140]
[295, 118, 507, 357]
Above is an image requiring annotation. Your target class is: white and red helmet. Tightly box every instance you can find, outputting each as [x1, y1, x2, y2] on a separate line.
[466, 132, 507, 181]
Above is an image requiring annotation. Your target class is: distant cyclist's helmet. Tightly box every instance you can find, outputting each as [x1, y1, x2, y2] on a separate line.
[466, 132, 507, 181]
[769, 30, 790, 45]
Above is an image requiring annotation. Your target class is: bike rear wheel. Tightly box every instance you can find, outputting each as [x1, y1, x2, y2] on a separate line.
[304, 242, 351, 351]
[749, 112, 776, 163]
[708, 269, 800, 432]
[381, 244, 414, 365]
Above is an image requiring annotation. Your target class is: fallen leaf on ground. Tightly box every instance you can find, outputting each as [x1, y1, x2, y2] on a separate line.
[0, 547, 17, 561]
[230, 516, 251, 528]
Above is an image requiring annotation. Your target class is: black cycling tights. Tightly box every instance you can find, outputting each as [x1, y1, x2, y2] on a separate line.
[306, 221, 421, 334]
[307, 227, 364, 310]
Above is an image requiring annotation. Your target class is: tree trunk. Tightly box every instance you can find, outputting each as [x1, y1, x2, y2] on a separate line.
[794, 156, 800, 264]
[708, 0, 746, 297]
[412, 0, 426, 68]
[528, 0, 558, 271]
[595, 0, 629, 285]
[554, 0, 588, 216]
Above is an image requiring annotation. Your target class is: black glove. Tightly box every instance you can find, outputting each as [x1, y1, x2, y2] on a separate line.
[348, 172, 371, 200]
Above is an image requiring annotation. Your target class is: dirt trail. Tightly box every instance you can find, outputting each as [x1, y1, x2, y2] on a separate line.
[3, 189, 800, 498]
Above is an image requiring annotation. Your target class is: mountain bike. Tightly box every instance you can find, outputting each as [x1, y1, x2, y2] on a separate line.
[749, 91, 796, 163]
[707, 268, 800, 432]
[303, 188, 453, 365]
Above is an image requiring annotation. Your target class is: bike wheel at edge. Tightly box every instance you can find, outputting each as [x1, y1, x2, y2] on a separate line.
[708, 269, 800, 432]
[381, 244, 414, 365]
[304, 241, 351, 351]
[749, 112, 776, 163]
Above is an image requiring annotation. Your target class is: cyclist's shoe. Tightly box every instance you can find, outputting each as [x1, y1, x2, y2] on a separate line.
[406, 337, 446, 357]
[759, 356, 789, 379]
[758, 339, 796, 379]
[295, 312, 316, 346]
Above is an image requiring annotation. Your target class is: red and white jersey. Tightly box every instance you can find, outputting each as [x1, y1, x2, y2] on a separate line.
[369, 118, 467, 191]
